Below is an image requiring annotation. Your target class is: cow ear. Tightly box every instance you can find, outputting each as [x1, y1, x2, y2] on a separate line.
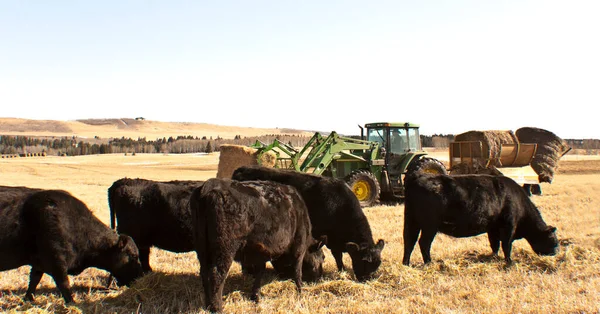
[375, 239, 385, 251]
[318, 235, 328, 249]
[117, 235, 131, 249]
[547, 226, 557, 233]
[308, 236, 327, 253]
[346, 242, 360, 254]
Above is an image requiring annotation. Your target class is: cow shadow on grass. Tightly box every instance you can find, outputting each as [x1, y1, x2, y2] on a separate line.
[426, 248, 563, 274]
[0, 283, 121, 312]
[92, 268, 289, 313]
[1, 269, 291, 313]
[460, 251, 504, 264]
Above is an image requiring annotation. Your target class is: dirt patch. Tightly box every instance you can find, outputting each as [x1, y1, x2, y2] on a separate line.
[555, 160, 600, 175]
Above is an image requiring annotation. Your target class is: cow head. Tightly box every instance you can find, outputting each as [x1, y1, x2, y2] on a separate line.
[109, 234, 144, 286]
[529, 226, 559, 256]
[269, 235, 327, 282]
[302, 235, 327, 282]
[346, 239, 385, 282]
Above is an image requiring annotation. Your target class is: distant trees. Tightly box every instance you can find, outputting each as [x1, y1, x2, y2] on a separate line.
[3, 134, 594, 157]
[0, 134, 313, 156]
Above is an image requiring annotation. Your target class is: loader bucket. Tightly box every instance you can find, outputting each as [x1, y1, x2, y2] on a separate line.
[498, 143, 537, 167]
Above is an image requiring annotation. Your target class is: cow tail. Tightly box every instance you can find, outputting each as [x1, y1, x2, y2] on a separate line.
[203, 189, 219, 264]
[191, 186, 214, 271]
[107, 183, 117, 230]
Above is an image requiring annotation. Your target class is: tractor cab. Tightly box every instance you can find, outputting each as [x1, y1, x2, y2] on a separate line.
[361, 122, 437, 198]
[363, 122, 423, 155]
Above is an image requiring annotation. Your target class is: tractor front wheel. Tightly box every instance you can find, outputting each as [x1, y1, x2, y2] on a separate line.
[407, 157, 448, 175]
[346, 170, 381, 207]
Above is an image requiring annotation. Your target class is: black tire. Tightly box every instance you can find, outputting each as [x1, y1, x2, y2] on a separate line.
[345, 170, 381, 207]
[406, 157, 448, 175]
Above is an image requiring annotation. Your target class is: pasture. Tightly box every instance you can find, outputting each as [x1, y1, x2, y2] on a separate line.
[1, 152, 599, 313]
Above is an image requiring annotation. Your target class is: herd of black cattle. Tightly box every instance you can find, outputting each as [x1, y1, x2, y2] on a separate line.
[0, 165, 559, 312]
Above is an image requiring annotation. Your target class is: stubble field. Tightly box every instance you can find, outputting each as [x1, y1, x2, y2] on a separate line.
[1, 152, 599, 313]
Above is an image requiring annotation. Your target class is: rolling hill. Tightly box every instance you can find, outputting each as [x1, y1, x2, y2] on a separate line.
[0, 118, 311, 140]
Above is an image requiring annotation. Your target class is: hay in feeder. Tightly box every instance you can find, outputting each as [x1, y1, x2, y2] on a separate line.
[216, 144, 277, 179]
[453, 130, 518, 167]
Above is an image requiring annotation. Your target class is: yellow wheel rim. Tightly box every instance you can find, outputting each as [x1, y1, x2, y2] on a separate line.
[423, 168, 442, 174]
[352, 180, 371, 201]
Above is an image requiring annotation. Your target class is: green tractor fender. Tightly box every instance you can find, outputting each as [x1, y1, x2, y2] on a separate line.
[393, 152, 428, 174]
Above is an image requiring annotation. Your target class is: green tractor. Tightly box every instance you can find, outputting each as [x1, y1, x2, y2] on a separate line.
[251, 122, 447, 207]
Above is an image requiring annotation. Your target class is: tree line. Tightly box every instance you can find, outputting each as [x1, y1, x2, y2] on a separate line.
[0, 134, 313, 156]
[2, 134, 596, 157]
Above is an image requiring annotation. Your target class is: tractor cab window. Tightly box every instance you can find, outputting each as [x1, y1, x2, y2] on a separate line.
[389, 128, 408, 154]
[366, 128, 385, 146]
[407, 127, 421, 151]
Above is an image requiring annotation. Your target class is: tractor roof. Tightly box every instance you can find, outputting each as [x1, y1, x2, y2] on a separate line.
[364, 122, 420, 128]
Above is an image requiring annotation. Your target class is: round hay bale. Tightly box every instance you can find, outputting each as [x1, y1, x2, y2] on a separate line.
[453, 130, 518, 167]
[216, 145, 277, 179]
[516, 127, 571, 183]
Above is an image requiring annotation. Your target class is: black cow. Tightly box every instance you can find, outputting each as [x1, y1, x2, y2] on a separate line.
[0, 186, 143, 303]
[108, 178, 204, 272]
[402, 173, 559, 265]
[231, 165, 385, 282]
[108, 178, 325, 280]
[190, 178, 324, 313]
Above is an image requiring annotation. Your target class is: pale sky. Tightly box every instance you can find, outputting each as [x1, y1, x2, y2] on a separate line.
[1, 1, 599, 139]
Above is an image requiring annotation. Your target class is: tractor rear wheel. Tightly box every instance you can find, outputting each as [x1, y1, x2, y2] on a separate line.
[346, 170, 380, 207]
[407, 157, 448, 175]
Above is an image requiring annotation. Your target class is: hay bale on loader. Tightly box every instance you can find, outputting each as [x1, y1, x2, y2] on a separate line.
[515, 127, 571, 183]
[452, 130, 518, 168]
[216, 144, 277, 179]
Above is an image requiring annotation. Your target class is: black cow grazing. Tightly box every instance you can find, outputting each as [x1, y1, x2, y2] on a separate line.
[402, 173, 559, 266]
[231, 165, 385, 282]
[0, 186, 143, 303]
[191, 178, 324, 313]
[108, 178, 204, 272]
[108, 178, 323, 279]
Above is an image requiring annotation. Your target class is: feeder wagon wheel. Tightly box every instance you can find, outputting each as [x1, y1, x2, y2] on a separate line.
[346, 169, 381, 207]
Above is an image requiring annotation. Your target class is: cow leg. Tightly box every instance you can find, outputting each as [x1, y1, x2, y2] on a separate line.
[250, 262, 266, 302]
[402, 222, 421, 266]
[531, 184, 542, 196]
[418, 228, 437, 264]
[25, 268, 44, 301]
[331, 249, 345, 271]
[501, 240, 514, 265]
[499, 226, 516, 265]
[488, 231, 501, 256]
[49, 267, 73, 303]
[198, 252, 212, 312]
[522, 184, 532, 196]
[205, 248, 236, 313]
[139, 246, 152, 273]
[292, 250, 305, 293]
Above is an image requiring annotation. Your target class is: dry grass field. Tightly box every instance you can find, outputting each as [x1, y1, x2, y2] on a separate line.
[1, 151, 599, 314]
